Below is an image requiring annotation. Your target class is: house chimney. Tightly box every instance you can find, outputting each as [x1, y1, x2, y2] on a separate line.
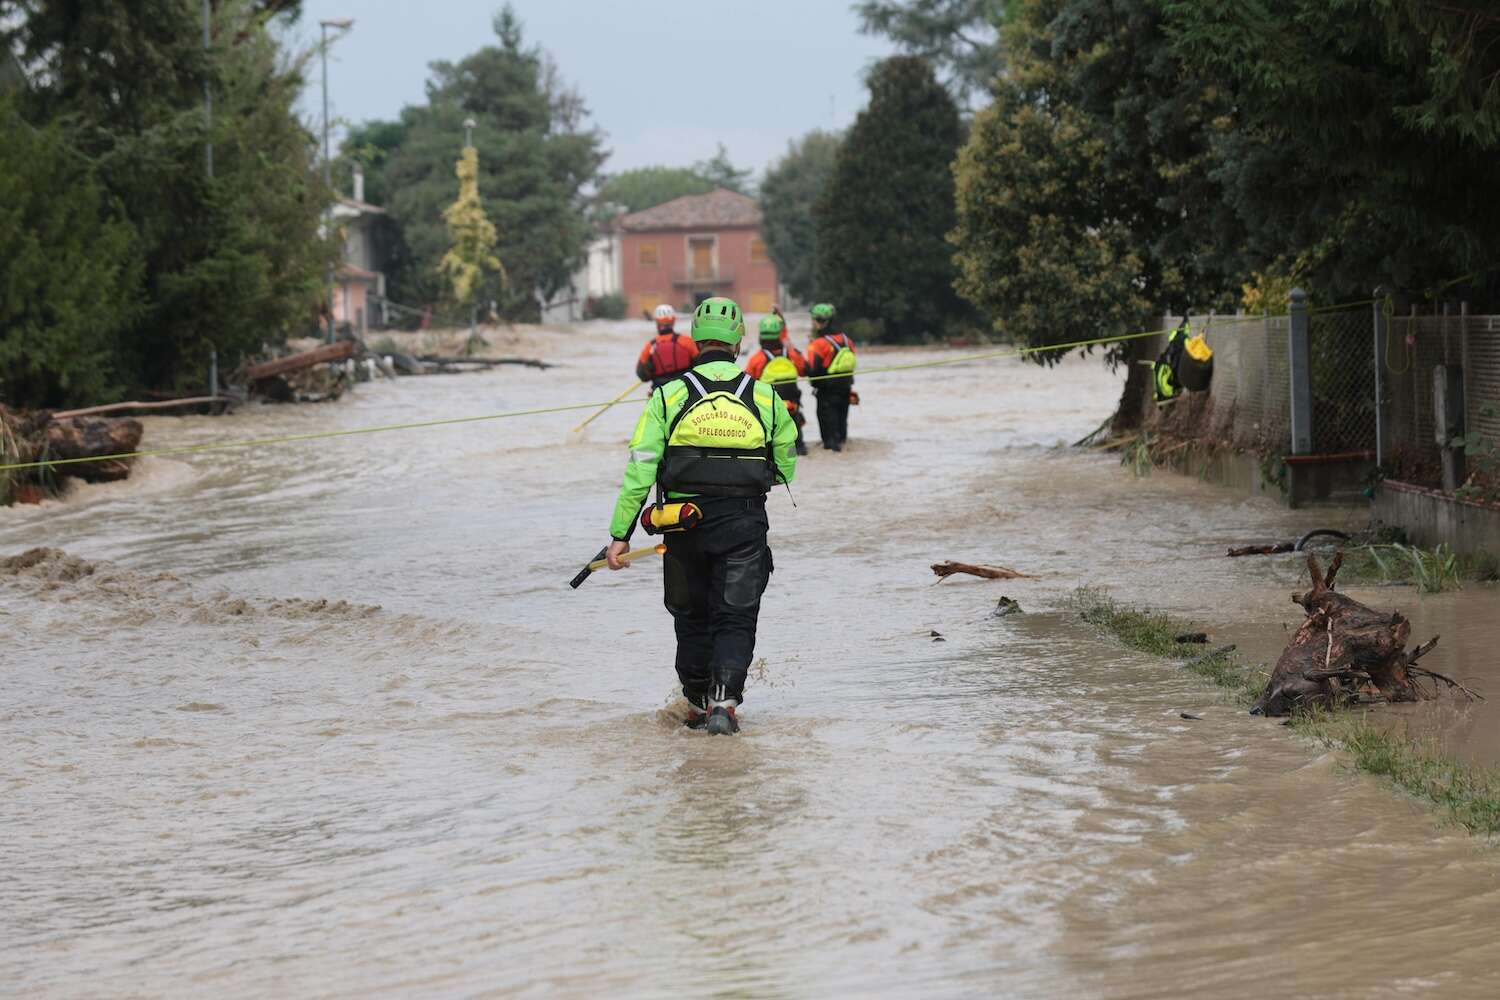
[353, 163, 365, 204]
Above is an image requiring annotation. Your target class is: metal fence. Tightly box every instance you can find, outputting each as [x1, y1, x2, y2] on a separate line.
[1381, 309, 1500, 489]
[1144, 298, 1499, 493]
[1309, 307, 1378, 454]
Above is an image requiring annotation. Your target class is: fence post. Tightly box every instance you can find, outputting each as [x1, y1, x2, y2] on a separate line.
[1372, 288, 1386, 468]
[1288, 288, 1312, 455]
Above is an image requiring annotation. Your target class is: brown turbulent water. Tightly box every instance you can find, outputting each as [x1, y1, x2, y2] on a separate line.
[5, 322, 1499, 998]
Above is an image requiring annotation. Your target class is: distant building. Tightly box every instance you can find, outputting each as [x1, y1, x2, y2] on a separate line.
[616, 189, 779, 319]
[330, 165, 388, 334]
[540, 224, 622, 324]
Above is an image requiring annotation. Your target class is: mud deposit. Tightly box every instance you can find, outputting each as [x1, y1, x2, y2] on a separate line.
[5, 322, 1499, 998]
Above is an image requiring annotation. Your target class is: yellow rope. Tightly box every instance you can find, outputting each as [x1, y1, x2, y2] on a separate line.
[0, 303, 1391, 474]
[571, 380, 642, 433]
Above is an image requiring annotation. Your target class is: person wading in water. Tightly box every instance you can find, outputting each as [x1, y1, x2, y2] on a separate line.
[635, 304, 699, 389]
[805, 302, 857, 451]
[604, 297, 798, 735]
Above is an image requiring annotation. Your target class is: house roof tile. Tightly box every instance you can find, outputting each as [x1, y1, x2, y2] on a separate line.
[617, 188, 761, 232]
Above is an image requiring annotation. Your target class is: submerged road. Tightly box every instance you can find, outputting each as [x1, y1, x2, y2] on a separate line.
[5, 321, 1499, 998]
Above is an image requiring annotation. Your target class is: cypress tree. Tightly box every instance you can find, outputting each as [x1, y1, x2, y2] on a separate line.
[815, 57, 966, 341]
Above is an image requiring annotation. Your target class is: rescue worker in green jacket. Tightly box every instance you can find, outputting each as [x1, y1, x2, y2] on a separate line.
[805, 302, 857, 451]
[604, 296, 799, 735]
[744, 313, 809, 456]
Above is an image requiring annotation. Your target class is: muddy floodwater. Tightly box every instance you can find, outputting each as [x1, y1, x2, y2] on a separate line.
[5, 322, 1500, 998]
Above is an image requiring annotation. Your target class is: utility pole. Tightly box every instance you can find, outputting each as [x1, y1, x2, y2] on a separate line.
[319, 17, 354, 343]
[464, 117, 478, 346]
[203, 0, 213, 177]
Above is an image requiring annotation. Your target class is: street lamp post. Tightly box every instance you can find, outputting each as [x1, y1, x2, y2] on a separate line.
[320, 17, 353, 343]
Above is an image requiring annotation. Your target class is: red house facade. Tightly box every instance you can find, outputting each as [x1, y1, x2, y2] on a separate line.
[617, 189, 779, 320]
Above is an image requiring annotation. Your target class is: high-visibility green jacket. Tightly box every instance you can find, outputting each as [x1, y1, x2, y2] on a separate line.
[609, 359, 798, 539]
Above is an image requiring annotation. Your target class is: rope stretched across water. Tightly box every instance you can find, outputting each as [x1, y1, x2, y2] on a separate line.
[0, 310, 1338, 475]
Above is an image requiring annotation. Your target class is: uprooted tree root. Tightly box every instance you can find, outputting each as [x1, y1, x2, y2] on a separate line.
[1251, 553, 1481, 716]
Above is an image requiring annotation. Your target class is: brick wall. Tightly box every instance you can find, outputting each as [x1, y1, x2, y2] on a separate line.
[620, 227, 778, 321]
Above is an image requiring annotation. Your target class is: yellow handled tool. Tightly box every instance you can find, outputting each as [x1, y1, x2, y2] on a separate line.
[569, 542, 667, 588]
[587, 543, 665, 572]
[571, 381, 643, 434]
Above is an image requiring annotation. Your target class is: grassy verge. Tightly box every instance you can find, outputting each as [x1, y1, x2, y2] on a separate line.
[1334, 542, 1500, 593]
[1070, 587, 1267, 703]
[1069, 586, 1500, 836]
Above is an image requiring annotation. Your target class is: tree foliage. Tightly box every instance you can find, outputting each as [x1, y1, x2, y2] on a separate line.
[692, 143, 753, 195]
[1163, 0, 1500, 303]
[361, 6, 604, 319]
[0, 98, 140, 407]
[815, 57, 966, 341]
[855, 0, 1017, 103]
[760, 130, 841, 305]
[439, 147, 504, 306]
[596, 166, 716, 214]
[1, 0, 335, 399]
[952, 0, 1238, 362]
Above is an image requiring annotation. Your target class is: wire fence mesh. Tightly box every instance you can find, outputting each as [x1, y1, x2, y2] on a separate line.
[1309, 307, 1377, 454]
[1383, 310, 1500, 490]
[1137, 299, 1500, 497]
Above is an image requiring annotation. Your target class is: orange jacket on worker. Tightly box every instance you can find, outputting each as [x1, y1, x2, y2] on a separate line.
[635, 332, 699, 383]
[805, 331, 856, 377]
[744, 344, 808, 380]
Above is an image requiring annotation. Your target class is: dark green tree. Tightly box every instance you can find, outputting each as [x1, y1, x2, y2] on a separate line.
[3, 0, 335, 395]
[337, 119, 410, 208]
[0, 97, 141, 408]
[376, 6, 605, 319]
[1163, 0, 1500, 304]
[692, 143, 753, 195]
[760, 130, 841, 305]
[815, 57, 965, 341]
[855, 0, 1017, 103]
[952, 0, 1238, 364]
[596, 166, 716, 214]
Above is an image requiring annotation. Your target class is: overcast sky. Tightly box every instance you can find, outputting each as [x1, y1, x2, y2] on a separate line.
[292, 0, 897, 180]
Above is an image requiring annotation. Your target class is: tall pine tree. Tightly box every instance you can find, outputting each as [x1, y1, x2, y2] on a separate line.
[2, 0, 334, 395]
[376, 6, 604, 320]
[815, 57, 965, 341]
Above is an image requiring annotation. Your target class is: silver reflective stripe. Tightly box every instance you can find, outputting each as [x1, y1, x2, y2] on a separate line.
[735, 374, 752, 396]
[683, 371, 708, 397]
[630, 449, 658, 462]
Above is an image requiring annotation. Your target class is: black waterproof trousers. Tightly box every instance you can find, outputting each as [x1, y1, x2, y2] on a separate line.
[814, 383, 851, 449]
[662, 496, 772, 707]
[774, 382, 806, 452]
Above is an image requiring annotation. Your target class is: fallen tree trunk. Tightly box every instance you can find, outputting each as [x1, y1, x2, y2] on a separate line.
[1251, 553, 1475, 716]
[52, 396, 227, 419]
[45, 415, 144, 481]
[931, 560, 1038, 581]
[244, 339, 356, 381]
[416, 355, 553, 370]
[2, 405, 144, 502]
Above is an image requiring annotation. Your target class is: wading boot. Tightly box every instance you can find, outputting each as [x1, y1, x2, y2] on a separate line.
[705, 701, 739, 736]
[684, 708, 708, 730]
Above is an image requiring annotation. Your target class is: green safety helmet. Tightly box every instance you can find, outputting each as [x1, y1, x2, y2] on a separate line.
[811, 303, 836, 322]
[691, 296, 745, 345]
[758, 314, 785, 340]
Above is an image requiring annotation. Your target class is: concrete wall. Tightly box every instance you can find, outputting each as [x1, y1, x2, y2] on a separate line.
[1373, 481, 1500, 555]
